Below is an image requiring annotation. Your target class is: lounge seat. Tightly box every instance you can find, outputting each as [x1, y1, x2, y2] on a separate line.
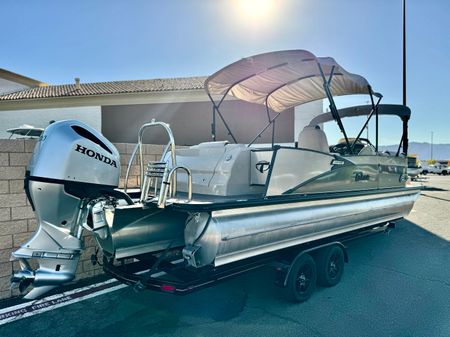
[298, 125, 329, 153]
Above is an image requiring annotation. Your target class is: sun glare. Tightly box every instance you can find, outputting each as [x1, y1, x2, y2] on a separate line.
[234, 0, 275, 20]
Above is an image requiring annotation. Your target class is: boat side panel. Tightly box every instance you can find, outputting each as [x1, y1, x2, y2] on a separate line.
[166, 143, 228, 195]
[295, 162, 379, 194]
[168, 143, 266, 196]
[266, 148, 334, 196]
[378, 155, 408, 189]
[277, 153, 407, 195]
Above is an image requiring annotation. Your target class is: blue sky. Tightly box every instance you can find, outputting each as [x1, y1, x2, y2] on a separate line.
[1, 0, 449, 144]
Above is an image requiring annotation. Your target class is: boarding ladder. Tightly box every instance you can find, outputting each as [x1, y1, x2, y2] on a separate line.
[124, 119, 192, 208]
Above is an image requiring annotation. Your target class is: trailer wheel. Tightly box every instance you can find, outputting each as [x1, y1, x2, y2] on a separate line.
[316, 245, 344, 287]
[284, 253, 316, 302]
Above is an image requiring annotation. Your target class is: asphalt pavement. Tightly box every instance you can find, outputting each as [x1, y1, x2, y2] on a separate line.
[1, 175, 449, 337]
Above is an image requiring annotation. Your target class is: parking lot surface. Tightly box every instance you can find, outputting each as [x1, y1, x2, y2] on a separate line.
[1, 176, 449, 337]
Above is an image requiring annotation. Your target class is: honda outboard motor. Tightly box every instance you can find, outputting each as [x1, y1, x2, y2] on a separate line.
[11, 120, 120, 299]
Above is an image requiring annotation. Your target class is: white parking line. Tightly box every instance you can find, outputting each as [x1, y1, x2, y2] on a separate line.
[0, 279, 127, 326]
[0, 261, 184, 325]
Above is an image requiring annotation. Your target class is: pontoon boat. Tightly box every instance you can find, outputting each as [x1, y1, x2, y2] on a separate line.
[11, 50, 420, 301]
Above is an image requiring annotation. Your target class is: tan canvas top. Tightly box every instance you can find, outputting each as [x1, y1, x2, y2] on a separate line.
[205, 50, 372, 113]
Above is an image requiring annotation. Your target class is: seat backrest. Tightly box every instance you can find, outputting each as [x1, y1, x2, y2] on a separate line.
[298, 125, 329, 153]
[358, 144, 376, 156]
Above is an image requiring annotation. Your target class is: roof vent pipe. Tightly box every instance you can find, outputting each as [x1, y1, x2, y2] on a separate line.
[75, 77, 81, 90]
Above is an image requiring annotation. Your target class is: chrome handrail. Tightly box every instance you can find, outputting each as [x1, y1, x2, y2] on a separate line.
[158, 166, 192, 208]
[124, 119, 177, 197]
[124, 143, 139, 193]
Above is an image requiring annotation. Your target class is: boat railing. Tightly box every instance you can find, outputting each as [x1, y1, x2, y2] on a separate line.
[157, 166, 192, 208]
[140, 161, 192, 207]
[124, 119, 177, 198]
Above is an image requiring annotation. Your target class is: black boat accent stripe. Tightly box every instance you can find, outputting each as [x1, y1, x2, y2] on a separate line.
[27, 175, 115, 188]
[24, 170, 35, 211]
[170, 186, 422, 212]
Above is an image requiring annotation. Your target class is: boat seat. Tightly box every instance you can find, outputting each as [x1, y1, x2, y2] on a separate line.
[358, 144, 377, 156]
[298, 125, 329, 153]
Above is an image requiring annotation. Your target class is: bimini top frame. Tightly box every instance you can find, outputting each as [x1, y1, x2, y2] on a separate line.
[204, 50, 400, 152]
[308, 104, 411, 126]
[309, 104, 411, 155]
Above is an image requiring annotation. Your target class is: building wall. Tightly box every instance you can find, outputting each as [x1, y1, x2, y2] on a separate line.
[294, 100, 324, 139]
[0, 139, 162, 300]
[102, 100, 295, 145]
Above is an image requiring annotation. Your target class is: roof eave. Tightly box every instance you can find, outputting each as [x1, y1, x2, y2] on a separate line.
[0, 89, 211, 111]
[0, 68, 47, 88]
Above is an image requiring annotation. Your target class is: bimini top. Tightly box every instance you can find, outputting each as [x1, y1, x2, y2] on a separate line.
[205, 50, 374, 113]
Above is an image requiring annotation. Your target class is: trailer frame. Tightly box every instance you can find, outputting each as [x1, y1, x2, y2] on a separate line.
[100, 221, 395, 301]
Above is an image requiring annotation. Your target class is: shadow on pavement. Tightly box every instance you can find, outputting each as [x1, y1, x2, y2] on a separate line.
[1, 219, 449, 337]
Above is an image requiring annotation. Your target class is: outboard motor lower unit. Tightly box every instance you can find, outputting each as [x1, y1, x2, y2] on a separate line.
[11, 120, 120, 299]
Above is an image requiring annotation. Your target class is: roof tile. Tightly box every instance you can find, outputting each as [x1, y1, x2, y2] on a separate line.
[0, 77, 206, 101]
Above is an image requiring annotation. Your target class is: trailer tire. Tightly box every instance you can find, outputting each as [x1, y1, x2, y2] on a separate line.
[284, 253, 316, 303]
[316, 245, 344, 287]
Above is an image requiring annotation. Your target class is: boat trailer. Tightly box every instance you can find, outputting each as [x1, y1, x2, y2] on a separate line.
[99, 222, 395, 302]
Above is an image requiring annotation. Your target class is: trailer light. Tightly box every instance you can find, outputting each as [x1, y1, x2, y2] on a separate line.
[161, 284, 176, 292]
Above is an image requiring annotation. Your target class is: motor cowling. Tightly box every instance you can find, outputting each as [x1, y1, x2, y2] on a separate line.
[29, 120, 120, 186]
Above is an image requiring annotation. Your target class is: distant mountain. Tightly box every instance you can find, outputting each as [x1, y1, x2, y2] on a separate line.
[379, 142, 450, 160]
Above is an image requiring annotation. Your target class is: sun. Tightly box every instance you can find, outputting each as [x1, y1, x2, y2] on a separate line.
[233, 0, 276, 20]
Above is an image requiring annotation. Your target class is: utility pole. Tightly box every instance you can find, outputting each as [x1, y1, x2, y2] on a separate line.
[403, 0, 406, 106]
[401, 0, 409, 155]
